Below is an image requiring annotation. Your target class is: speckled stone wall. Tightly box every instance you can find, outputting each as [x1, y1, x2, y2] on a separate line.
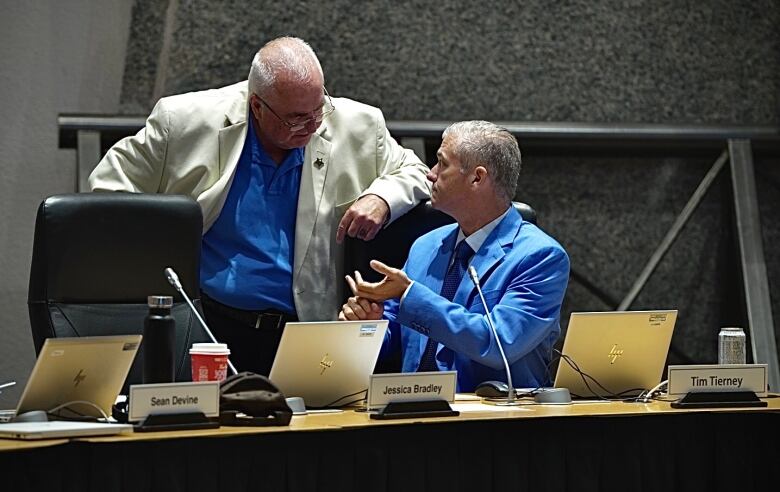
[119, 0, 780, 366]
[521, 151, 740, 365]
[121, 0, 779, 124]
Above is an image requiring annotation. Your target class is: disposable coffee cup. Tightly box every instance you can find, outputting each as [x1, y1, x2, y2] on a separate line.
[190, 343, 231, 382]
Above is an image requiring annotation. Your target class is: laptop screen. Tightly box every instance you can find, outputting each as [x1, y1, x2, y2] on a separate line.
[268, 320, 388, 408]
[15, 335, 141, 418]
[553, 310, 677, 398]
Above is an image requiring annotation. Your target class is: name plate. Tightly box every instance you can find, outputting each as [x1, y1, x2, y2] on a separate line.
[128, 381, 220, 422]
[368, 371, 456, 410]
[668, 364, 767, 396]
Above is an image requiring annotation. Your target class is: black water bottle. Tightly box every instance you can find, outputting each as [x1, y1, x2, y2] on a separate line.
[143, 295, 175, 384]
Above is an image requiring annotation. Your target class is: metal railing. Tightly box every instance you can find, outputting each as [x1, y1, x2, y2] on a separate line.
[58, 115, 780, 390]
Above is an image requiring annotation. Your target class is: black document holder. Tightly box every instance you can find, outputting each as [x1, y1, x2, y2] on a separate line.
[134, 412, 219, 432]
[670, 391, 767, 409]
[370, 400, 459, 420]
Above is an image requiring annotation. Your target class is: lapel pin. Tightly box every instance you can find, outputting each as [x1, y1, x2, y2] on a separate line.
[314, 157, 324, 168]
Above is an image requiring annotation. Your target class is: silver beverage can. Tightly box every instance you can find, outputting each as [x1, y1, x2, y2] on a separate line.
[718, 327, 746, 364]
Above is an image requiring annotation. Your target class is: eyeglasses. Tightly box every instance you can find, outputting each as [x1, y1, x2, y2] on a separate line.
[256, 88, 335, 132]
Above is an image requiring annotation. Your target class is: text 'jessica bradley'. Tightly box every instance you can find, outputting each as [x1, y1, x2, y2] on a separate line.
[383, 384, 442, 395]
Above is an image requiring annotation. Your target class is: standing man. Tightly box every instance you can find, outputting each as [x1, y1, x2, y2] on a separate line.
[340, 121, 569, 392]
[90, 37, 430, 375]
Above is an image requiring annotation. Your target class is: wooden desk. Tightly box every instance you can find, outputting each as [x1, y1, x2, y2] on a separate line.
[2, 396, 779, 492]
[0, 437, 67, 453]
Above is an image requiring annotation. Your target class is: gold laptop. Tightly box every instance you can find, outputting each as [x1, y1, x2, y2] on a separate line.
[13, 335, 141, 419]
[554, 310, 677, 398]
[269, 320, 388, 408]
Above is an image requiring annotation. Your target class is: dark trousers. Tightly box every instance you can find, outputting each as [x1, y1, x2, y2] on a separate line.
[200, 293, 298, 376]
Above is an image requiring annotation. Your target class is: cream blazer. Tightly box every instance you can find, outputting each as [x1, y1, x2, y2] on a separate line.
[89, 81, 430, 320]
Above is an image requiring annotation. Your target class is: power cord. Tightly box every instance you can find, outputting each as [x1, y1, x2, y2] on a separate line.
[47, 400, 110, 421]
[483, 350, 635, 401]
[636, 379, 669, 403]
[313, 389, 368, 409]
[553, 349, 648, 400]
[554, 350, 612, 399]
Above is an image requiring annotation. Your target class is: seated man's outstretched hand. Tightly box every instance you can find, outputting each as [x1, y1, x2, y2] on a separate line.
[345, 260, 411, 303]
[339, 296, 383, 321]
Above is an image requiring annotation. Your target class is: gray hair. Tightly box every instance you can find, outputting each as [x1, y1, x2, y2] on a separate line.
[248, 37, 323, 97]
[442, 120, 522, 203]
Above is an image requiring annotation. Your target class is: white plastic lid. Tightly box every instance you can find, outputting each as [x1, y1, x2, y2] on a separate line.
[189, 343, 230, 355]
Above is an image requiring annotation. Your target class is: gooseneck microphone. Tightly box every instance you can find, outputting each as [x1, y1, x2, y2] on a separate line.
[468, 266, 516, 405]
[164, 267, 238, 376]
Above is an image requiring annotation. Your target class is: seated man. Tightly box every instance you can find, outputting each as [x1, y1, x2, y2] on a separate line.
[340, 120, 569, 392]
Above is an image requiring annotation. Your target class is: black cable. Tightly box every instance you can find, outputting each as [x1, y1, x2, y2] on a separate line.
[555, 350, 611, 399]
[523, 351, 566, 396]
[489, 350, 612, 401]
[46, 400, 106, 421]
[480, 351, 561, 401]
[311, 388, 368, 409]
[334, 397, 369, 408]
[493, 350, 613, 400]
[554, 349, 648, 400]
[616, 387, 646, 397]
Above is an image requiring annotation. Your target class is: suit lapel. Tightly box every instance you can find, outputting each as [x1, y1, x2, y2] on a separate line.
[452, 208, 523, 304]
[293, 131, 332, 280]
[218, 88, 249, 172]
[427, 231, 457, 295]
[202, 92, 248, 229]
[417, 211, 522, 363]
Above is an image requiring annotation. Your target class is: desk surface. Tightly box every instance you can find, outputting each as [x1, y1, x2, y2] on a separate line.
[3, 393, 778, 450]
[3, 395, 780, 492]
[0, 437, 68, 452]
[91, 392, 780, 440]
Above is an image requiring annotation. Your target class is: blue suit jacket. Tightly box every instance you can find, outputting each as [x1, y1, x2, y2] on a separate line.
[382, 208, 570, 392]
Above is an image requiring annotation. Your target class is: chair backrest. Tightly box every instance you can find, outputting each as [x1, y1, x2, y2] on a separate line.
[27, 193, 211, 389]
[344, 200, 537, 283]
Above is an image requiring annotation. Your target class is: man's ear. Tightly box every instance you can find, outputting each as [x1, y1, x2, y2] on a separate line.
[248, 94, 262, 119]
[472, 166, 488, 185]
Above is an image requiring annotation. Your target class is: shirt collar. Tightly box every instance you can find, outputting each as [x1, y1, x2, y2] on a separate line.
[247, 113, 305, 170]
[457, 206, 513, 254]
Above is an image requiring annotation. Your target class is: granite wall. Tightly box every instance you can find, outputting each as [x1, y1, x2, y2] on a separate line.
[121, 0, 779, 123]
[118, 0, 780, 367]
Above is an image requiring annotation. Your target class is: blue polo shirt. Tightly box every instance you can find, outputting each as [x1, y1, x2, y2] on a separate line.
[200, 116, 303, 313]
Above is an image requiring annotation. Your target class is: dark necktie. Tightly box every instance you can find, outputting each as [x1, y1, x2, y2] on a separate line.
[417, 240, 474, 372]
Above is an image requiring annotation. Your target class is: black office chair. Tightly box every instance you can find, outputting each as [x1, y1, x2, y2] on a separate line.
[27, 193, 212, 390]
[344, 199, 537, 372]
[344, 199, 537, 283]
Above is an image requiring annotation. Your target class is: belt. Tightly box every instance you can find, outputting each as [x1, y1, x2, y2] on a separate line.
[201, 293, 298, 331]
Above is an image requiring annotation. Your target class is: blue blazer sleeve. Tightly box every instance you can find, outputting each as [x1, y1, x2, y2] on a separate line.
[398, 243, 569, 370]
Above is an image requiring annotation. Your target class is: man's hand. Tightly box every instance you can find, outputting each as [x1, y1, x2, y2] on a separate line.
[338, 296, 384, 321]
[336, 194, 389, 243]
[344, 260, 411, 302]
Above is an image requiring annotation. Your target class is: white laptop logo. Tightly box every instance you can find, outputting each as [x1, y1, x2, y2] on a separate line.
[319, 354, 334, 375]
[608, 344, 624, 364]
